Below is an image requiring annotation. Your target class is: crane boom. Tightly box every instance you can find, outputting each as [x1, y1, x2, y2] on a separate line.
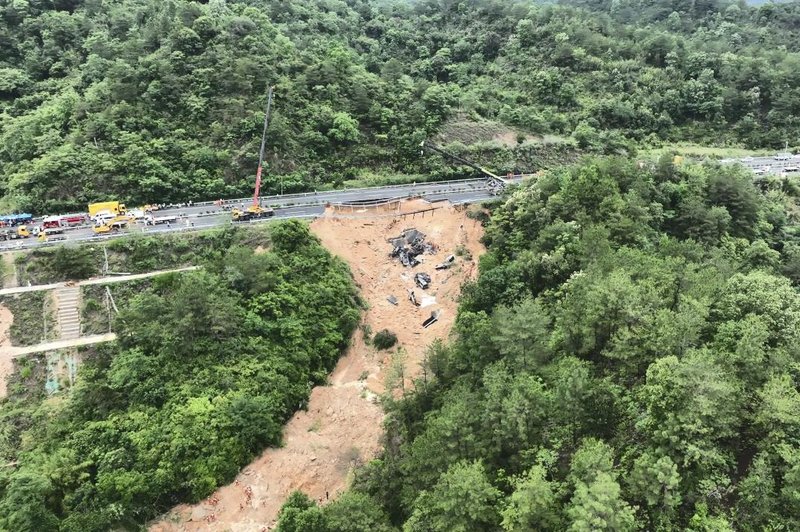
[420, 140, 502, 180]
[253, 86, 274, 206]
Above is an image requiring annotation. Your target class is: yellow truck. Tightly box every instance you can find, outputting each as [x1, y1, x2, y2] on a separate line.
[88, 201, 127, 217]
[0, 226, 30, 241]
[92, 216, 130, 234]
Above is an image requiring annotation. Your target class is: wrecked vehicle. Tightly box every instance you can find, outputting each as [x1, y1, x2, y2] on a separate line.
[414, 273, 431, 290]
[423, 310, 441, 328]
[435, 255, 455, 270]
[389, 228, 436, 267]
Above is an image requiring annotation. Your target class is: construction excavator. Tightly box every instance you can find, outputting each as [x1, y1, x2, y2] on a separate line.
[232, 87, 276, 223]
[420, 140, 510, 194]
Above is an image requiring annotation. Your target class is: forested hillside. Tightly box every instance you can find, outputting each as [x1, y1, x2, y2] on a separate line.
[0, 221, 360, 530]
[1, 0, 799, 212]
[276, 157, 800, 530]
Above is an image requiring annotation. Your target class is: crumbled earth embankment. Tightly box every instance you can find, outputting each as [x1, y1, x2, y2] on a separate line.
[152, 199, 485, 531]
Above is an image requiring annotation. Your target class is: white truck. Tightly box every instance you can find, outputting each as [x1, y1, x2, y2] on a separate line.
[144, 215, 178, 226]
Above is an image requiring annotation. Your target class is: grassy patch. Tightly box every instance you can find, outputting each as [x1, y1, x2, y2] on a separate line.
[341, 171, 438, 189]
[0, 292, 57, 346]
[16, 225, 274, 285]
[308, 418, 322, 433]
[454, 244, 473, 261]
[17, 246, 103, 285]
[435, 117, 570, 147]
[361, 323, 373, 345]
[641, 144, 778, 158]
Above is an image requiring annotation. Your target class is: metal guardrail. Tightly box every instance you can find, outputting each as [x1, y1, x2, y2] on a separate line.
[1, 214, 321, 251]
[0, 174, 537, 252]
[187, 178, 489, 208]
[18, 174, 533, 224]
[183, 173, 531, 208]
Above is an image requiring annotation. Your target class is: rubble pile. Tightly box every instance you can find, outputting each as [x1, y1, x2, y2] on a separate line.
[389, 228, 436, 267]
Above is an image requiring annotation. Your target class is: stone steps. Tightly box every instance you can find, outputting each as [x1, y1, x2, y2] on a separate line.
[55, 286, 81, 340]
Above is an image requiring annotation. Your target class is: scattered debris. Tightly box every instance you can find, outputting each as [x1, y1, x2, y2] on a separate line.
[408, 289, 419, 306]
[387, 295, 398, 306]
[435, 255, 455, 270]
[414, 273, 431, 290]
[419, 295, 437, 308]
[389, 228, 437, 267]
[422, 310, 441, 328]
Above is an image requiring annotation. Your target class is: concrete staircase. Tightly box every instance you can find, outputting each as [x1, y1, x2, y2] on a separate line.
[55, 286, 81, 340]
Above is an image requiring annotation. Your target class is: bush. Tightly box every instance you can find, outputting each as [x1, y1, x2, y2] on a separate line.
[50, 247, 99, 280]
[372, 329, 397, 350]
[361, 323, 373, 345]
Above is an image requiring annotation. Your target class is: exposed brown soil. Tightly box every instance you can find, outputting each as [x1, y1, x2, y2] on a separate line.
[151, 199, 485, 531]
[1, 252, 18, 289]
[0, 303, 13, 398]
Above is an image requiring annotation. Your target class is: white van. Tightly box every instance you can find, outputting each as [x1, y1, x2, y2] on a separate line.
[92, 211, 116, 225]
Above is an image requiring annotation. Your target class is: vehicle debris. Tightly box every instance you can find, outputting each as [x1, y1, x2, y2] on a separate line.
[387, 295, 398, 306]
[435, 255, 455, 270]
[419, 295, 437, 308]
[422, 310, 441, 328]
[389, 228, 436, 267]
[414, 272, 431, 290]
[408, 289, 419, 306]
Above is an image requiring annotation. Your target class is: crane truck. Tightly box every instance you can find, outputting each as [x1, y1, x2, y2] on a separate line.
[232, 86, 276, 223]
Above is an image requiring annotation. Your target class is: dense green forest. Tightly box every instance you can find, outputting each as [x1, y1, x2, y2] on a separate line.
[275, 157, 800, 530]
[0, 221, 360, 530]
[1, 0, 800, 213]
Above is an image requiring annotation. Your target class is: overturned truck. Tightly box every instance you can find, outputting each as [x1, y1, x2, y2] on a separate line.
[389, 228, 436, 267]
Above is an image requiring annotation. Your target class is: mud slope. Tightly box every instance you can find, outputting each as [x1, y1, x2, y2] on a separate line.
[152, 199, 485, 531]
[0, 304, 13, 398]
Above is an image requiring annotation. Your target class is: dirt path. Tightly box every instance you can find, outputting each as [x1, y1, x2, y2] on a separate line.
[0, 304, 14, 398]
[0, 266, 199, 297]
[8, 333, 116, 357]
[152, 199, 485, 531]
[1, 252, 18, 289]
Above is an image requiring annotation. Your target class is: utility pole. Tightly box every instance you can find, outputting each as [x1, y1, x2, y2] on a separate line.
[253, 86, 274, 206]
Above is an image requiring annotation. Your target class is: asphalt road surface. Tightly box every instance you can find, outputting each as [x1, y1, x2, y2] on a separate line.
[1, 177, 525, 251]
[719, 154, 800, 176]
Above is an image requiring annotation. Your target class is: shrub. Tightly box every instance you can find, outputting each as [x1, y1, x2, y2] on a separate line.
[373, 329, 397, 350]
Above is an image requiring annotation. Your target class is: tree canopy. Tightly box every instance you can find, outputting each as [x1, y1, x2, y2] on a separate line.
[2, 0, 800, 212]
[300, 156, 800, 530]
[0, 221, 360, 531]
